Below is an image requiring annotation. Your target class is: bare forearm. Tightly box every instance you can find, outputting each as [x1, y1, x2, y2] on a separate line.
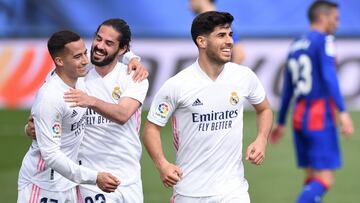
[142, 122, 168, 169]
[256, 107, 273, 142]
[89, 97, 136, 125]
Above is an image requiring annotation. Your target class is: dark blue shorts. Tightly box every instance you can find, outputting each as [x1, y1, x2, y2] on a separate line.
[293, 127, 342, 170]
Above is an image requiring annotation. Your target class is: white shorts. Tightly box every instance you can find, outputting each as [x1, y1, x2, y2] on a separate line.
[17, 183, 79, 203]
[172, 189, 250, 203]
[77, 180, 143, 203]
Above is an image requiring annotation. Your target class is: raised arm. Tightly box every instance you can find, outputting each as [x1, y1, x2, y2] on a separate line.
[122, 51, 149, 82]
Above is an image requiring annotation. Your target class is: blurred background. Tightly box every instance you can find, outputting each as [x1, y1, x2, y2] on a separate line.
[0, 0, 359, 202]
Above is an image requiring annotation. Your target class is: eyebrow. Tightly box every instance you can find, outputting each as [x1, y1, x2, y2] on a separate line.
[96, 34, 116, 45]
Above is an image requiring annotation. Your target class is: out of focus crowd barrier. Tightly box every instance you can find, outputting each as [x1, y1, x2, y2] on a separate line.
[1, 39, 359, 110]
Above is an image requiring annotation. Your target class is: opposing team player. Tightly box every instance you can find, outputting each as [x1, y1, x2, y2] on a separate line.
[143, 11, 272, 203]
[270, 1, 354, 202]
[63, 19, 149, 202]
[17, 30, 120, 203]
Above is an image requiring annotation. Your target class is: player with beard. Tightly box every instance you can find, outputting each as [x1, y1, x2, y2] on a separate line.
[63, 18, 149, 202]
[26, 19, 149, 202]
[17, 30, 120, 203]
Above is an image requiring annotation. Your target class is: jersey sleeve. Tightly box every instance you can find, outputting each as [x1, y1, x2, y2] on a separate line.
[277, 64, 294, 125]
[121, 50, 141, 65]
[246, 70, 266, 105]
[319, 35, 346, 112]
[147, 80, 179, 127]
[121, 75, 149, 105]
[34, 97, 98, 185]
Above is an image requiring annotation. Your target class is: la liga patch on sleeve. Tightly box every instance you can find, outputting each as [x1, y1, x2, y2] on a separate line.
[51, 122, 61, 138]
[155, 101, 170, 119]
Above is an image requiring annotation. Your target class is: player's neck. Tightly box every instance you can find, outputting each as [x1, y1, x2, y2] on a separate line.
[94, 59, 118, 77]
[198, 56, 224, 81]
[311, 23, 327, 34]
[55, 68, 77, 88]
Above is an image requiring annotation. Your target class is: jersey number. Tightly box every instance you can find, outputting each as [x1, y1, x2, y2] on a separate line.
[288, 54, 312, 96]
[85, 194, 106, 203]
[40, 198, 58, 203]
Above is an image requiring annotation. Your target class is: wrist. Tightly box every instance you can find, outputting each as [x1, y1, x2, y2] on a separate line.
[88, 96, 98, 108]
[155, 159, 169, 170]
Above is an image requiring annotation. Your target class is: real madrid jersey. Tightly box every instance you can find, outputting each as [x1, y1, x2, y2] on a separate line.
[18, 72, 97, 191]
[147, 61, 266, 197]
[79, 62, 148, 186]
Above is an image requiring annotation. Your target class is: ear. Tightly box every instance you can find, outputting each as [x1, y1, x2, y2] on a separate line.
[318, 13, 327, 24]
[54, 56, 63, 67]
[196, 36, 207, 49]
[117, 45, 128, 56]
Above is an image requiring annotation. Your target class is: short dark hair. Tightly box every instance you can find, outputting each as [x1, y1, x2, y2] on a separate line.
[47, 30, 81, 59]
[308, 0, 338, 23]
[191, 11, 233, 46]
[95, 18, 131, 51]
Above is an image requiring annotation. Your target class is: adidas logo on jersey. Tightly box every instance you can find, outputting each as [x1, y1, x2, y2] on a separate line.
[71, 110, 78, 118]
[192, 98, 203, 106]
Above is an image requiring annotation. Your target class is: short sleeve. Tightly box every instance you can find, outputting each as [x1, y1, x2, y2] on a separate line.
[121, 76, 149, 105]
[147, 80, 179, 127]
[246, 70, 266, 105]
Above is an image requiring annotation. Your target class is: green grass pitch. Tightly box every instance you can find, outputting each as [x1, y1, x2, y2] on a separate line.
[0, 109, 359, 202]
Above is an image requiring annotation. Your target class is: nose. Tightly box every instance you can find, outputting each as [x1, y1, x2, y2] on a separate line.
[82, 54, 89, 65]
[95, 40, 105, 50]
[226, 35, 234, 46]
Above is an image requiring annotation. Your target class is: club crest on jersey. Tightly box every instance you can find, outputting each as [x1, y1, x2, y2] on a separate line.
[52, 122, 61, 138]
[155, 102, 170, 119]
[230, 91, 239, 105]
[112, 86, 122, 100]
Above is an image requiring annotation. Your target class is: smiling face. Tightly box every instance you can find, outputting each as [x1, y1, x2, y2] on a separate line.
[202, 24, 233, 65]
[58, 39, 89, 80]
[90, 25, 123, 67]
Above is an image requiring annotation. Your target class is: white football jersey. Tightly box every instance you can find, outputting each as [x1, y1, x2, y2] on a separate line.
[78, 62, 149, 186]
[147, 61, 266, 197]
[18, 72, 97, 191]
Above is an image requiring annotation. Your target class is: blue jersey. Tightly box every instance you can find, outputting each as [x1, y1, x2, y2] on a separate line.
[278, 30, 346, 131]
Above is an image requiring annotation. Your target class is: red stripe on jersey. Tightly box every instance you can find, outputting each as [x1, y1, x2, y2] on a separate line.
[330, 98, 337, 126]
[34, 186, 40, 203]
[170, 193, 176, 203]
[28, 184, 36, 203]
[308, 99, 325, 130]
[76, 185, 84, 203]
[293, 99, 306, 130]
[171, 116, 179, 152]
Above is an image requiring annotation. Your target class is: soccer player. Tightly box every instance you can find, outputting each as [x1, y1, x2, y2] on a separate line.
[17, 30, 120, 203]
[63, 19, 149, 202]
[143, 11, 272, 203]
[270, 1, 354, 202]
[189, 0, 245, 64]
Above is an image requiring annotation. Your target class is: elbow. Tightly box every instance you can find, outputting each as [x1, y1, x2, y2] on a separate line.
[113, 114, 131, 125]
[39, 149, 57, 167]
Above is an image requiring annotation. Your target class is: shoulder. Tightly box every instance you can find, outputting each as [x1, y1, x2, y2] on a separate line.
[163, 64, 194, 88]
[33, 82, 63, 112]
[225, 62, 255, 76]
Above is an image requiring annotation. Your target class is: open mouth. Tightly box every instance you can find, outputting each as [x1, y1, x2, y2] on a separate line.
[93, 48, 106, 58]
